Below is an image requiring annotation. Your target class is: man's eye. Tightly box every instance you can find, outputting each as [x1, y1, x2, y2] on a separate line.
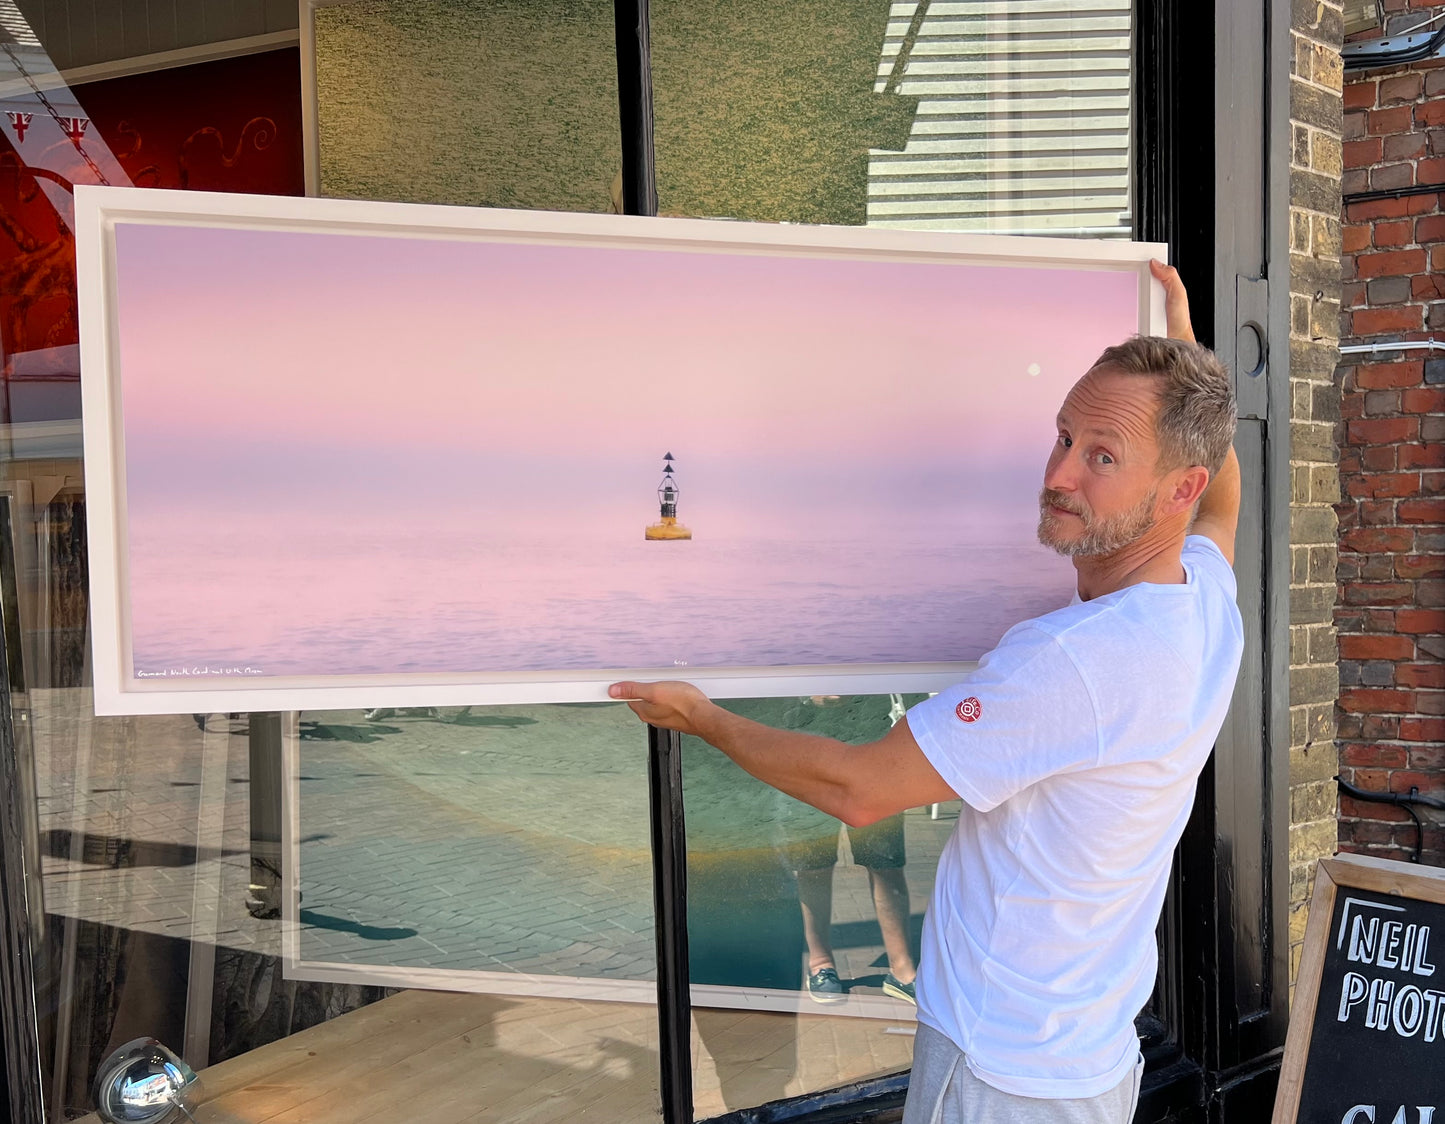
[1059, 435, 1072, 448]
[1096, 452, 1114, 466]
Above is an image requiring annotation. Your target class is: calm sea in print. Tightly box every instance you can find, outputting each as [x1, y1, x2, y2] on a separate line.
[126, 516, 1075, 678]
[111, 221, 1138, 685]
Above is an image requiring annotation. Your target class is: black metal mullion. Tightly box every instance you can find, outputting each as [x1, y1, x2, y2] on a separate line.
[647, 724, 692, 1124]
[611, 5, 688, 1121]
[613, 0, 658, 218]
[0, 637, 45, 1124]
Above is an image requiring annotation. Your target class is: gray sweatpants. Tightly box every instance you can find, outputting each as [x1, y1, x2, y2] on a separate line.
[902, 1024, 1144, 1124]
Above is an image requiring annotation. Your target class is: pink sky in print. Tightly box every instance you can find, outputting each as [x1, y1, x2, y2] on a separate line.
[111, 221, 1142, 680]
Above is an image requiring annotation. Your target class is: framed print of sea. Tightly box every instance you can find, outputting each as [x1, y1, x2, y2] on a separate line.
[76, 186, 1165, 715]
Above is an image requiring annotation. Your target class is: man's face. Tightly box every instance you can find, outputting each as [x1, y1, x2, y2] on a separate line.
[1037, 368, 1167, 559]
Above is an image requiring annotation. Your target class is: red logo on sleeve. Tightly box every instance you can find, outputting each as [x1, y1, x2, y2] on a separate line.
[955, 697, 982, 723]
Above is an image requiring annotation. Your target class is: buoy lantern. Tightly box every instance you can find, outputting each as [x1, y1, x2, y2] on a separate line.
[645, 452, 692, 540]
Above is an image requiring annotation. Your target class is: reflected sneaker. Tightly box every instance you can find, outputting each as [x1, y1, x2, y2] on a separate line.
[806, 967, 845, 1004]
[882, 973, 916, 1004]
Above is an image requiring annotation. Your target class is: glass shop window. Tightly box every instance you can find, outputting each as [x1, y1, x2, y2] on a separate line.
[0, 5, 659, 1122]
[648, 0, 1138, 1113]
[652, 0, 1134, 236]
[0, 2, 1140, 1123]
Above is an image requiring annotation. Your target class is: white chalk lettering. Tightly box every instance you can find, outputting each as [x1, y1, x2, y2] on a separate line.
[1351, 916, 1383, 963]
[1341, 972, 1371, 1022]
[1422, 989, 1445, 1042]
[1392, 984, 1425, 1037]
[1418, 927, 1438, 977]
[1382, 921, 1405, 969]
[1367, 977, 1396, 1029]
[1345, 1111, 1439, 1124]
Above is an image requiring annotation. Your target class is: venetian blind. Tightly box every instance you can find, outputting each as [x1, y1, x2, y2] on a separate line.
[868, 0, 1133, 238]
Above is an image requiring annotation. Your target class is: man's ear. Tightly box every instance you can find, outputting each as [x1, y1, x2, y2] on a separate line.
[1161, 465, 1210, 516]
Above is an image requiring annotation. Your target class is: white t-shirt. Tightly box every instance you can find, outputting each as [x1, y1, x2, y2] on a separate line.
[905, 535, 1244, 1099]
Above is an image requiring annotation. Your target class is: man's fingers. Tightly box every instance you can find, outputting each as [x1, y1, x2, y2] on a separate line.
[1149, 259, 1195, 343]
[609, 680, 649, 701]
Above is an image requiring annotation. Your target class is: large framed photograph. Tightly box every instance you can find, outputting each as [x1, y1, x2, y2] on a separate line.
[77, 185, 1165, 715]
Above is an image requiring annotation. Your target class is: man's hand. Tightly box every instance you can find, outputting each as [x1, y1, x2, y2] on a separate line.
[609, 679, 714, 736]
[1150, 260, 1195, 343]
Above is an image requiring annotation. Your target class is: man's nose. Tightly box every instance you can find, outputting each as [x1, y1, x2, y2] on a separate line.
[1044, 447, 1079, 492]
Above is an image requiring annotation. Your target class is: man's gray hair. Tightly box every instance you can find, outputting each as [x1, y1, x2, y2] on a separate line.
[1090, 336, 1237, 476]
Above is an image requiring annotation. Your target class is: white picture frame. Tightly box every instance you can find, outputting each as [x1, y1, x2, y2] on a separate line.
[76, 184, 1166, 716]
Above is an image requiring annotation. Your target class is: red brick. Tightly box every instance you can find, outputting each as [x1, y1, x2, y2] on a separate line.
[1410, 745, 1445, 770]
[1418, 214, 1445, 243]
[1354, 306, 1426, 334]
[1381, 74, 1424, 104]
[1360, 500, 1401, 526]
[1339, 687, 1417, 713]
[1402, 387, 1445, 412]
[1344, 80, 1377, 110]
[1398, 663, 1445, 689]
[1397, 608, 1445, 632]
[1356, 472, 1423, 498]
[1343, 524, 1411, 557]
[1341, 795, 1412, 822]
[1418, 156, 1445, 182]
[1355, 360, 1423, 388]
[1421, 99, 1445, 127]
[1340, 743, 1409, 768]
[1371, 105, 1415, 134]
[1347, 416, 1418, 444]
[1339, 633, 1415, 660]
[1420, 580, 1445, 607]
[1385, 132, 1427, 162]
[1412, 273, 1445, 300]
[1408, 191, 1443, 214]
[1360, 444, 1399, 471]
[1372, 219, 1414, 247]
[1342, 821, 1408, 846]
[1356, 248, 1428, 278]
[1399, 497, 1445, 523]
[1347, 766, 1391, 791]
[1397, 554, 1445, 579]
[1401, 717, 1445, 741]
[1363, 713, 1401, 739]
[1348, 195, 1412, 221]
[1344, 137, 1383, 169]
[1400, 443, 1445, 468]
[1343, 580, 1415, 605]
[1342, 223, 1371, 253]
[1390, 770, 1442, 794]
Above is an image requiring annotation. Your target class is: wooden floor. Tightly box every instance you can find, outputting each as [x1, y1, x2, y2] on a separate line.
[80, 990, 914, 1122]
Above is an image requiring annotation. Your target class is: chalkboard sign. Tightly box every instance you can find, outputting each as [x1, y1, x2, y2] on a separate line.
[1273, 854, 1445, 1124]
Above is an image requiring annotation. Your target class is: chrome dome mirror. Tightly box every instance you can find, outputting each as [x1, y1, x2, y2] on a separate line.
[94, 1038, 201, 1124]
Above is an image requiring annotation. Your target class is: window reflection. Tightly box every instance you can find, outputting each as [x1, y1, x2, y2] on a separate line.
[683, 693, 947, 1115]
[310, 0, 623, 211]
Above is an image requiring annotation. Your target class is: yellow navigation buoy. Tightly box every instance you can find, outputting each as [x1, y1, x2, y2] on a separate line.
[645, 452, 692, 540]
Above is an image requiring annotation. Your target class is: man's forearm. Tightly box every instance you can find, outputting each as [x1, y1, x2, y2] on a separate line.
[1196, 446, 1239, 524]
[692, 704, 863, 823]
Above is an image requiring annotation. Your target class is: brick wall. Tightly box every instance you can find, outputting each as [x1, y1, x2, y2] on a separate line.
[1289, 0, 1346, 985]
[1335, 0, 1445, 867]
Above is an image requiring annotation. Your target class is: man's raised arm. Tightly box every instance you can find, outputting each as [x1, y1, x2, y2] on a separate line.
[607, 680, 958, 826]
[1192, 445, 1241, 566]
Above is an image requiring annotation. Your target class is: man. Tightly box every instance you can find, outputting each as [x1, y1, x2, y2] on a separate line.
[610, 263, 1243, 1123]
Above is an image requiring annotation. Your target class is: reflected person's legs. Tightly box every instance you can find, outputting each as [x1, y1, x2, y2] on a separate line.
[867, 865, 917, 984]
[796, 865, 837, 974]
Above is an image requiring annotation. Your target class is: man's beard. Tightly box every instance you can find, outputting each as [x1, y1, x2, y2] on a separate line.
[1036, 486, 1158, 558]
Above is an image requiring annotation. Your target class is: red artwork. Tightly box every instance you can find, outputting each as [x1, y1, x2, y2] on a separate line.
[0, 48, 303, 418]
